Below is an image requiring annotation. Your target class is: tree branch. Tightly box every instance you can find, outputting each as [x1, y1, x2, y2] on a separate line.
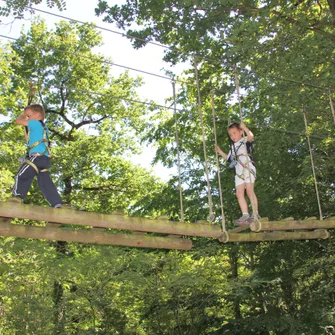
[48, 127, 73, 141]
[271, 9, 335, 40]
[75, 115, 109, 130]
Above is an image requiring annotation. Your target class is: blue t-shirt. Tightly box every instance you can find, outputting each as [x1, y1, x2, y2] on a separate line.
[28, 120, 49, 156]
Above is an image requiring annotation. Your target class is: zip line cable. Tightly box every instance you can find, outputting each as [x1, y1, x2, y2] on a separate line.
[27, 6, 335, 91]
[0, 33, 209, 93]
[56, 88, 183, 112]
[172, 81, 184, 222]
[2, 71, 330, 141]
[270, 75, 330, 91]
[268, 128, 329, 141]
[1, 33, 332, 130]
[1, 2, 333, 92]
[302, 105, 323, 221]
[0, 34, 171, 81]
[3, 3, 221, 67]
[29, 6, 169, 50]
[0, 33, 333, 100]
[2, 20, 333, 135]
[0, 76, 183, 113]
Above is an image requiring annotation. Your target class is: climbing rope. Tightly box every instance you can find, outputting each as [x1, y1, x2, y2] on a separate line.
[233, 65, 243, 120]
[210, 89, 227, 232]
[302, 105, 323, 220]
[172, 80, 185, 223]
[193, 56, 214, 223]
[24, 82, 37, 142]
[28, 81, 36, 105]
[329, 88, 335, 125]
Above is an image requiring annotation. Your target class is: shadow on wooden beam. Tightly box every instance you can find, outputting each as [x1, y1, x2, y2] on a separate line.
[0, 201, 221, 238]
[0, 218, 192, 250]
[250, 217, 335, 232]
[219, 229, 330, 243]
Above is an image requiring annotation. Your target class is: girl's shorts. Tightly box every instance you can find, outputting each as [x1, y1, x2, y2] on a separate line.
[235, 166, 256, 187]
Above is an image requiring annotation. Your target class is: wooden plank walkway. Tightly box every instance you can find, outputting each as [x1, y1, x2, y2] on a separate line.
[0, 200, 331, 248]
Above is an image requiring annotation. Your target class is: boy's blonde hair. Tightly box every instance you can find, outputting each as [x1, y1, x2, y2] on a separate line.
[25, 104, 45, 119]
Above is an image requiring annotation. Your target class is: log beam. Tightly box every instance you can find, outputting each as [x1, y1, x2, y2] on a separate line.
[1, 202, 332, 245]
[0, 201, 222, 238]
[0, 218, 192, 250]
[250, 217, 335, 232]
[219, 229, 330, 243]
[228, 224, 251, 233]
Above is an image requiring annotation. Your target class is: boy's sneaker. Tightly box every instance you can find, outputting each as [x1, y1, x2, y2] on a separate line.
[247, 213, 261, 223]
[8, 196, 23, 204]
[54, 204, 62, 208]
[235, 214, 250, 225]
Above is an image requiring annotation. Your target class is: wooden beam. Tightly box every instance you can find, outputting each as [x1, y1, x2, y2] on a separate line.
[0, 201, 222, 238]
[0, 218, 192, 250]
[250, 217, 335, 232]
[219, 229, 330, 243]
[228, 224, 251, 233]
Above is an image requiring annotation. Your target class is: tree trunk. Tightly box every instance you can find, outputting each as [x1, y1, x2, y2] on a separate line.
[229, 246, 242, 320]
[53, 280, 66, 334]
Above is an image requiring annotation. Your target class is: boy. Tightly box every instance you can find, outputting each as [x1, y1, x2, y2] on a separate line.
[12, 104, 62, 208]
[215, 121, 259, 224]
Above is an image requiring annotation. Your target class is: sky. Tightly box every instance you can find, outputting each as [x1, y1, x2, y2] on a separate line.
[0, 0, 184, 180]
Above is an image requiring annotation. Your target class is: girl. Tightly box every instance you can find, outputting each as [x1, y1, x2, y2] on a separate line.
[215, 121, 259, 224]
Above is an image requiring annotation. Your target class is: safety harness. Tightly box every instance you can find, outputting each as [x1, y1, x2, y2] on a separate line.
[229, 138, 256, 181]
[23, 121, 52, 174]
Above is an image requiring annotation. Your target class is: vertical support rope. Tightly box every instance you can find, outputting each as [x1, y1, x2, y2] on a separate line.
[302, 105, 323, 220]
[233, 65, 243, 120]
[28, 81, 36, 105]
[210, 89, 227, 232]
[233, 64, 258, 221]
[329, 88, 335, 125]
[24, 81, 37, 142]
[193, 56, 214, 222]
[172, 81, 185, 223]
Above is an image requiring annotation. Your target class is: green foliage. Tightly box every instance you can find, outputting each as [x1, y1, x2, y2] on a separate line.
[2, 236, 335, 334]
[97, 0, 335, 221]
[0, 1, 335, 334]
[1, 19, 163, 211]
[0, 0, 66, 20]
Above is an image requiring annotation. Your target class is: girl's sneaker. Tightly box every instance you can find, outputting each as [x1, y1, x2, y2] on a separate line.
[235, 214, 250, 225]
[247, 213, 261, 222]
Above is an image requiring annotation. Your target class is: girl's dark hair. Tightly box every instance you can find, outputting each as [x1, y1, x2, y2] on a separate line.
[228, 122, 241, 130]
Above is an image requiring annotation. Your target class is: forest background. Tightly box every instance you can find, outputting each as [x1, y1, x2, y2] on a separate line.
[0, 0, 334, 334]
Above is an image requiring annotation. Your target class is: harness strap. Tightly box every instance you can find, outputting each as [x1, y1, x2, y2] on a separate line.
[23, 158, 49, 174]
[236, 169, 256, 181]
[236, 154, 256, 181]
[28, 139, 48, 150]
[26, 121, 52, 158]
[238, 152, 255, 165]
[24, 159, 39, 174]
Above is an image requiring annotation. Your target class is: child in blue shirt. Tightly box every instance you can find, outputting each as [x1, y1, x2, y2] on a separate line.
[12, 104, 62, 208]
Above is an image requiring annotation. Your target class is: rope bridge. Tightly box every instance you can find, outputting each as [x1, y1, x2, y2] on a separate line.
[0, 199, 333, 250]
